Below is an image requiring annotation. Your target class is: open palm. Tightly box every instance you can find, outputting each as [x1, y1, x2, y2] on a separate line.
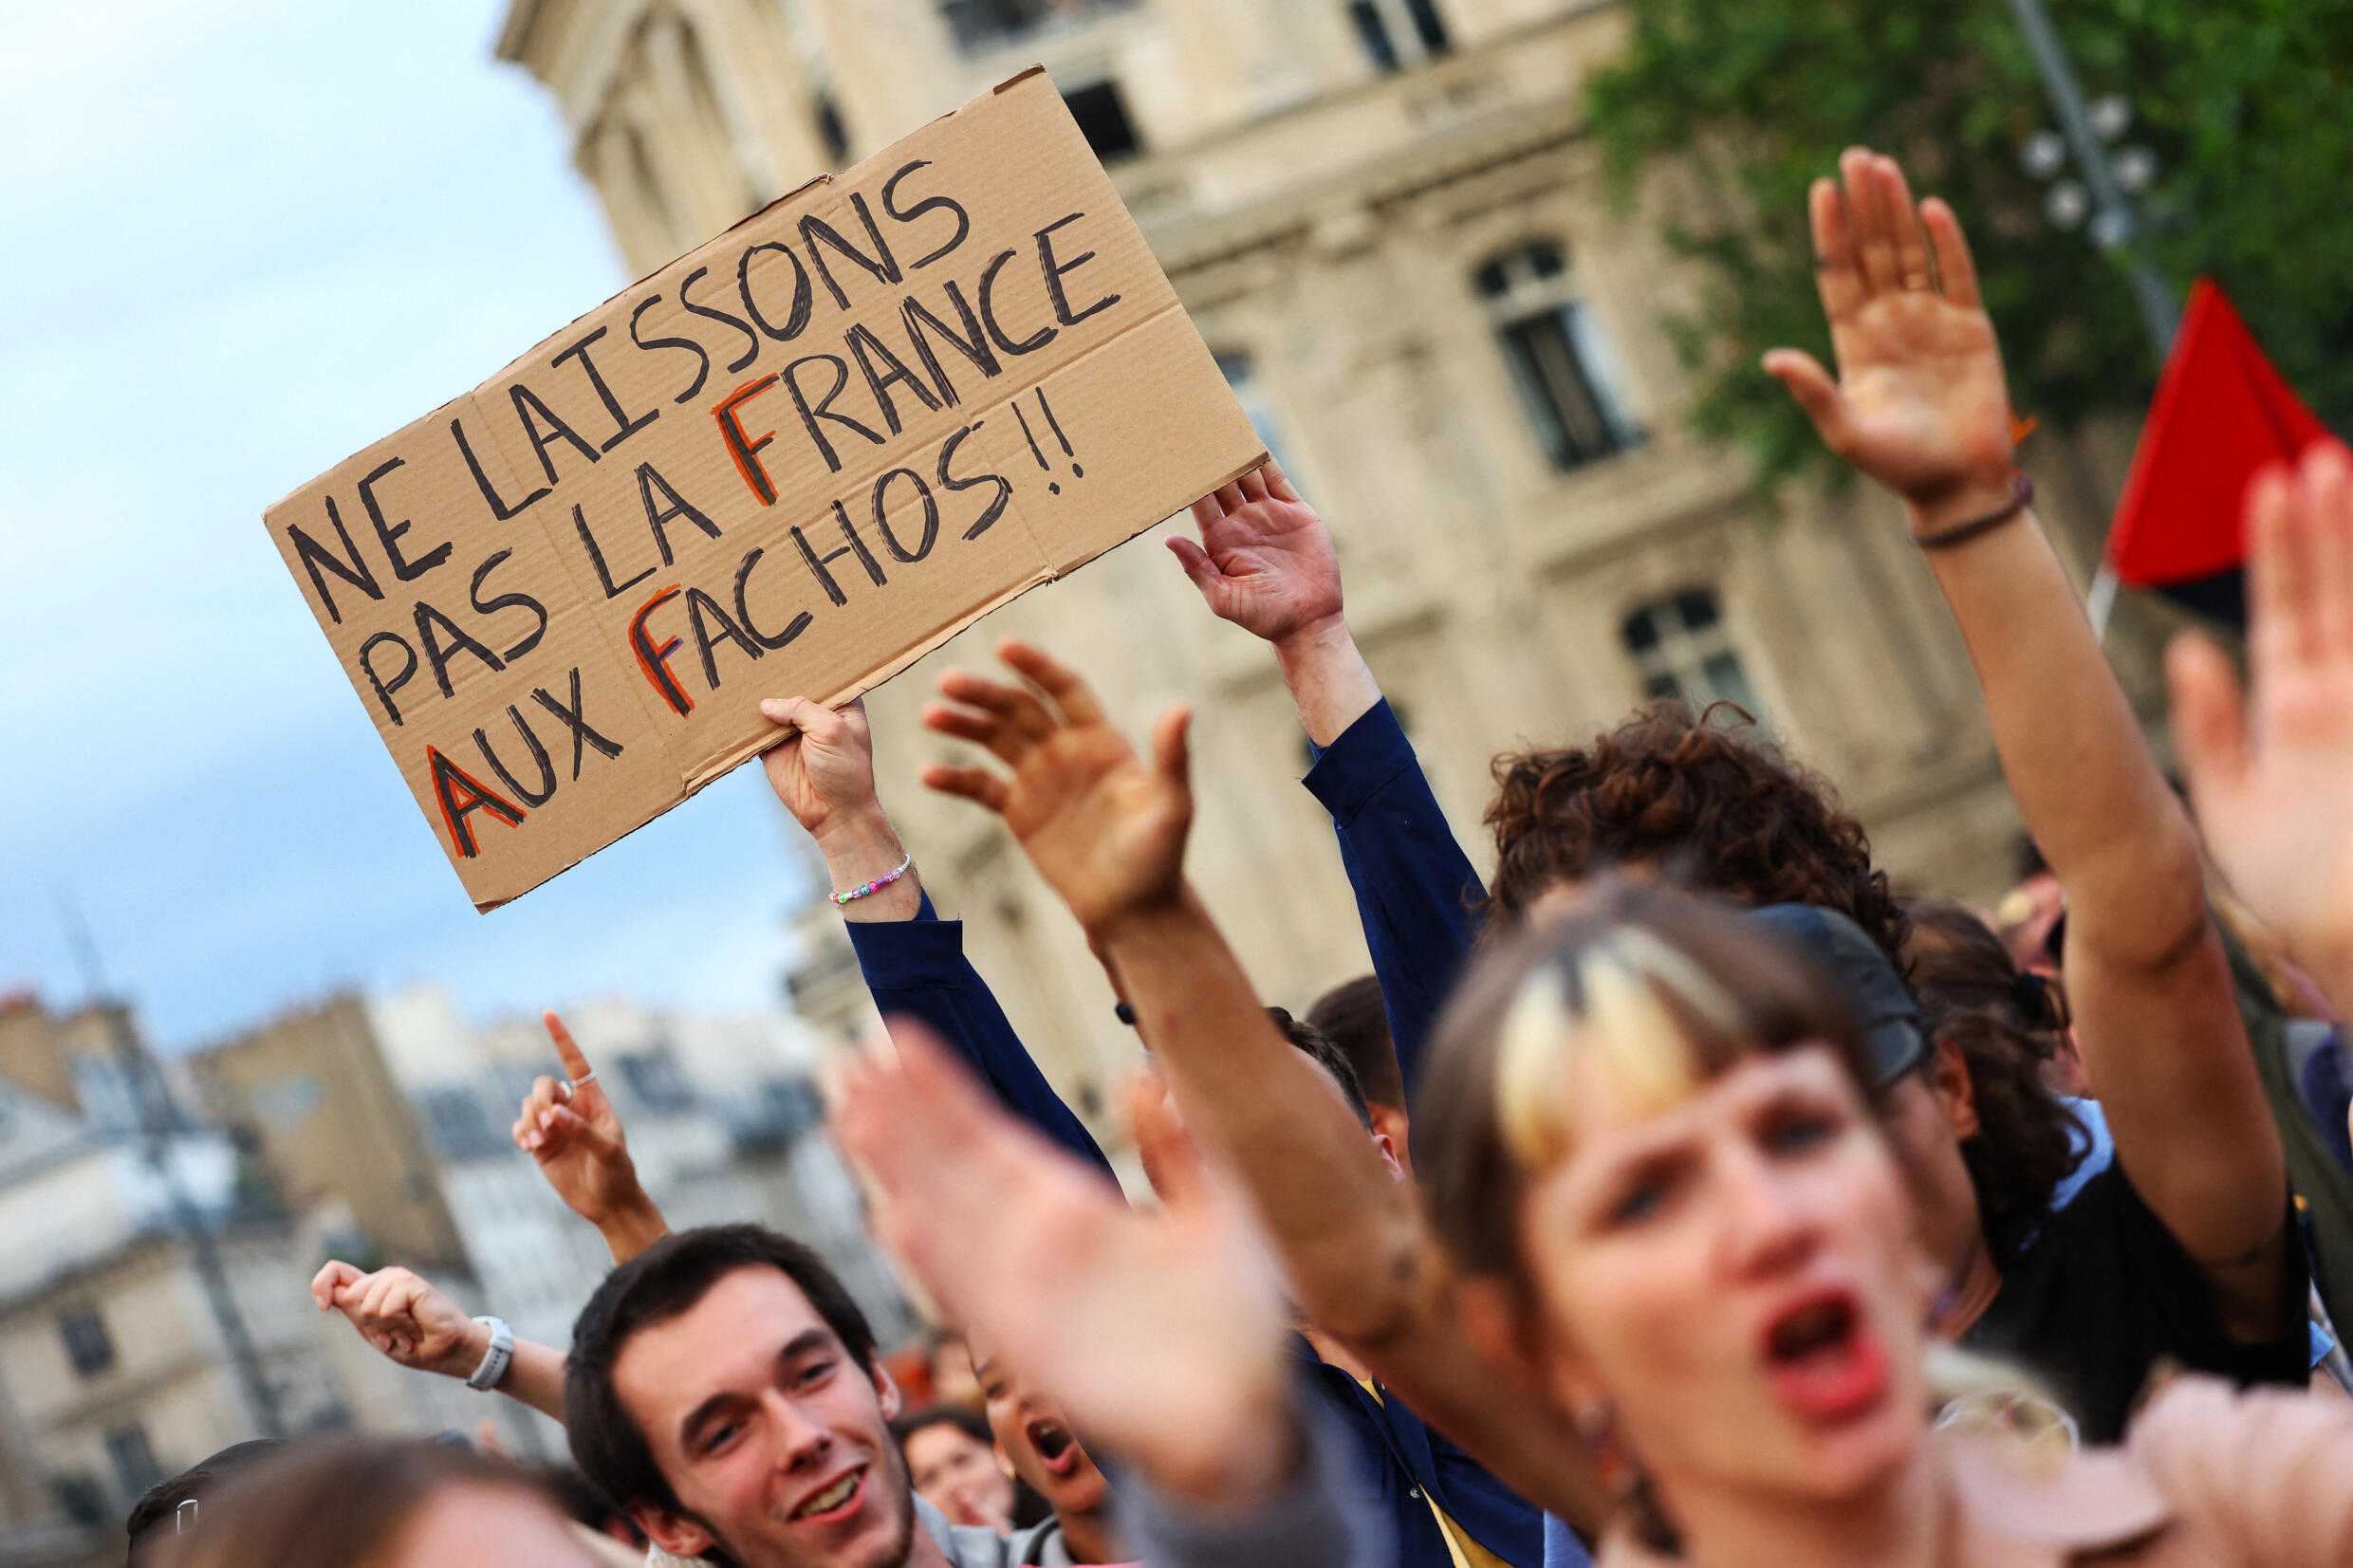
[1168, 461, 1343, 642]
[836, 1026, 1288, 1499]
[2172, 445, 2353, 980]
[1765, 150, 2017, 516]
[922, 641, 1193, 936]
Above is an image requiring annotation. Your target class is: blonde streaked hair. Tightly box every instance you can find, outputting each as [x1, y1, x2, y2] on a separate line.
[1417, 881, 1881, 1294]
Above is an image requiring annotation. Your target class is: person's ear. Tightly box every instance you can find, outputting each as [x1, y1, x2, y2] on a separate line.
[633, 1505, 715, 1561]
[1368, 1104, 1415, 1180]
[1923, 1035, 1980, 1141]
[873, 1358, 904, 1421]
[1369, 1129, 1405, 1182]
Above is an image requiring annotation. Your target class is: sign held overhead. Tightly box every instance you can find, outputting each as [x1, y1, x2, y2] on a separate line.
[264, 68, 1266, 911]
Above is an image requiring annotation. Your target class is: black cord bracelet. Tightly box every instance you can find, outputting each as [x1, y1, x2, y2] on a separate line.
[1914, 473, 2035, 551]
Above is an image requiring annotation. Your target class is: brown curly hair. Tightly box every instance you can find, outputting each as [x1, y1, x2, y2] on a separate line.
[1485, 702, 1910, 966]
[1904, 899, 2085, 1268]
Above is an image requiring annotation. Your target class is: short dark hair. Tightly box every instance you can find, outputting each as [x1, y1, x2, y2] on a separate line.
[1484, 702, 1910, 969]
[147, 1438, 540, 1568]
[1270, 1006, 1374, 1131]
[567, 1226, 879, 1516]
[127, 1439, 287, 1561]
[534, 1463, 645, 1548]
[890, 1402, 992, 1453]
[1306, 977, 1404, 1111]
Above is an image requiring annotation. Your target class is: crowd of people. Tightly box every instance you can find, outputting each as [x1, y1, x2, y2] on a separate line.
[128, 149, 2353, 1566]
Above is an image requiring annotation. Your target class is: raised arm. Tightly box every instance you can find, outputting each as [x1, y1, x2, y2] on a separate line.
[513, 1012, 670, 1265]
[2172, 444, 2353, 1021]
[1767, 150, 2288, 1336]
[758, 693, 1112, 1178]
[918, 640, 1607, 1529]
[309, 1262, 567, 1423]
[1171, 462, 1487, 1087]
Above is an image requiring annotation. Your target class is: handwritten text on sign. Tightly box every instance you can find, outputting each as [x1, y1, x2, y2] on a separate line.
[263, 69, 1266, 910]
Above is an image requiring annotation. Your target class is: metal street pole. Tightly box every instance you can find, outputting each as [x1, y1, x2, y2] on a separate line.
[62, 899, 285, 1439]
[2003, 0, 2181, 636]
[2004, 0, 2178, 361]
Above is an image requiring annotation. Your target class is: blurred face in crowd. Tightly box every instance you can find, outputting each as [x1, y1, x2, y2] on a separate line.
[1515, 1033, 1930, 1506]
[929, 1333, 984, 1412]
[381, 1484, 598, 1568]
[973, 1342, 1111, 1526]
[900, 1416, 1014, 1532]
[612, 1265, 917, 1568]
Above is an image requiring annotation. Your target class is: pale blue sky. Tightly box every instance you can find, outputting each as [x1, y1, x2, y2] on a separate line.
[0, 0, 813, 1049]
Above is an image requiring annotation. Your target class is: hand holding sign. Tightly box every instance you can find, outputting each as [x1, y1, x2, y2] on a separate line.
[263, 70, 1264, 911]
[1167, 460, 1341, 643]
[514, 1012, 670, 1264]
[757, 696, 882, 841]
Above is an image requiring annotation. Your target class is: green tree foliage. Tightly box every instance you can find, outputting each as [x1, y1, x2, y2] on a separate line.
[1585, 0, 2353, 491]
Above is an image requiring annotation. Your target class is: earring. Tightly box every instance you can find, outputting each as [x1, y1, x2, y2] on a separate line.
[1573, 1400, 1633, 1496]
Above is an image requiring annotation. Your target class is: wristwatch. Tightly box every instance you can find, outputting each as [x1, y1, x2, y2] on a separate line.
[467, 1316, 515, 1393]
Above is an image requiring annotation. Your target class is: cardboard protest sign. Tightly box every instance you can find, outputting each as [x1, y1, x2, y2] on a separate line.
[265, 68, 1266, 911]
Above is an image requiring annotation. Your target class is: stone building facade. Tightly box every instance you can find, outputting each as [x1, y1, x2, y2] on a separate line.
[496, 0, 2163, 1144]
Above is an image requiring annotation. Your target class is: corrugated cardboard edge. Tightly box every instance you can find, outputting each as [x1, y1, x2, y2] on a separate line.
[260, 71, 1047, 520]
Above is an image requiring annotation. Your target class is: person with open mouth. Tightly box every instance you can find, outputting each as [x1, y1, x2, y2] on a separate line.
[972, 1336, 1127, 1564]
[1405, 882, 2353, 1566]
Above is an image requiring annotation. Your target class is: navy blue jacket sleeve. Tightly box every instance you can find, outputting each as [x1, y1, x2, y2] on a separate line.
[1302, 701, 1488, 1095]
[843, 893, 1115, 1181]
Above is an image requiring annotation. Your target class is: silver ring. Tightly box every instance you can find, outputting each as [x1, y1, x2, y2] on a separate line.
[560, 1069, 597, 1100]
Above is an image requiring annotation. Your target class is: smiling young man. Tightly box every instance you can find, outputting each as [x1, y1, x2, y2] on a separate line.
[568, 1226, 1014, 1568]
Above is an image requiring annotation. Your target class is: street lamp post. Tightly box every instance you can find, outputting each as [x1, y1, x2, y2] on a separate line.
[2004, 0, 2178, 361]
[2003, 0, 2181, 635]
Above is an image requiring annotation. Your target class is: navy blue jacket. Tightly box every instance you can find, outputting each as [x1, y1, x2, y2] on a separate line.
[843, 890, 1543, 1568]
[1301, 699, 1488, 1096]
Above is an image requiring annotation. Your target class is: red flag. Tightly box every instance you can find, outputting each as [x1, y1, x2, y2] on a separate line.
[2108, 279, 2331, 589]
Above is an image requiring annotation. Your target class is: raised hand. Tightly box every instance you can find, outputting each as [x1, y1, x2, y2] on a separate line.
[311, 1261, 485, 1378]
[512, 1013, 667, 1265]
[833, 1024, 1293, 1506]
[2171, 444, 2353, 998]
[921, 639, 1192, 937]
[1763, 149, 2019, 530]
[1168, 460, 1342, 644]
[758, 695, 880, 840]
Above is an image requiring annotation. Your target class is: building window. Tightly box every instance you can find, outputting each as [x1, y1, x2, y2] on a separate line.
[1348, 0, 1450, 71]
[1474, 241, 1641, 471]
[52, 1474, 108, 1528]
[1215, 352, 1296, 481]
[417, 1088, 505, 1161]
[1061, 80, 1141, 162]
[936, 0, 1134, 54]
[617, 1050, 696, 1114]
[59, 1305, 114, 1377]
[1621, 590, 1761, 718]
[104, 1425, 163, 1500]
[813, 90, 851, 164]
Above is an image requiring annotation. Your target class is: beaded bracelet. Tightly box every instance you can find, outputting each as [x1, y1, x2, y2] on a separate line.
[1914, 473, 2034, 551]
[832, 852, 913, 907]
